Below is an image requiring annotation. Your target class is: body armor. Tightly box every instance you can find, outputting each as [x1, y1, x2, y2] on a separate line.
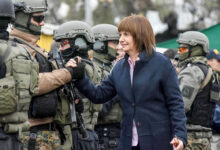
[186, 63, 216, 127]
[72, 60, 102, 130]
[12, 37, 58, 118]
[0, 39, 39, 132]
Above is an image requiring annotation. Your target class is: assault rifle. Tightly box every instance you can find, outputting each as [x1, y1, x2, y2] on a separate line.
[49, 48, 88, 139]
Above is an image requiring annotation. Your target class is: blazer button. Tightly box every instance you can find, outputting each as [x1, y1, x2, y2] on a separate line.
[132, 103, 135, 107]
[137, 122, 141, 127]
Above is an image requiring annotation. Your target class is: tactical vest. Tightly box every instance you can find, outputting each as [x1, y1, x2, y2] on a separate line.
[12, 37, 58, 118]
[186, 63, 216, 127]
[93, 60, 122, 124]
[72, 60, 102, 130]
[0, 39, 39, 133]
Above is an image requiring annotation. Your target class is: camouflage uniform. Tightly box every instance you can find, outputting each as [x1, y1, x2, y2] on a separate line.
[19, 131, 60, 150]
[53, 21, 102, 150]
[186, 131, 212, 150]
[177, 31, 218, 150]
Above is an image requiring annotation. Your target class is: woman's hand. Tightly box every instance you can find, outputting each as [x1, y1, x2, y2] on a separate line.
[170, 136, 184, 150]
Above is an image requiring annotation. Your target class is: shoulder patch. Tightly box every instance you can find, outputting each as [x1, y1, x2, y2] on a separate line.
[182, 85, 194, 99]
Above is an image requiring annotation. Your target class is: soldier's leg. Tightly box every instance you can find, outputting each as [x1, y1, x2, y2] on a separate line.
[59, 125, 73, 150]
[72, 129, 98, 150]
[19, 124, 61, 150]
[211, 133, 220, 150]
[95, 125, 120, 150]
[186, 131, 211, 150]
[0, 127, 23, 150]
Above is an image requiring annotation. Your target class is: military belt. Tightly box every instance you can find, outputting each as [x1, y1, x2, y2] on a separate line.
[31, 122, 57, 131]
[28, 123, 57, 150]
[188, 131, 212, 138]
[71, 123, 93, 130]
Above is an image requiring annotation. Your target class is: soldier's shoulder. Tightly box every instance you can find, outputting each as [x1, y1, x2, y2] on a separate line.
[179, 63, 205, 81]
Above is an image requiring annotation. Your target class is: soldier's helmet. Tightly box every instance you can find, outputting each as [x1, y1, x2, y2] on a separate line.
[92, 24, 119, 42]
[54, 21, 95, 44]
[92, 24, 119, 54]
[177, 31, 209, 54]
[0, 0, 15, 22]
[13, 0, 48, 13]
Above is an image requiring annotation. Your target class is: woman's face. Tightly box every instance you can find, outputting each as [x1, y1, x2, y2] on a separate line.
[119, 31, 136, 54]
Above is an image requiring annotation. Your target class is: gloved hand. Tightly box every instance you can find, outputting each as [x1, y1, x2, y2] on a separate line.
[0, 55, 6, 79]
[74, 94, 84, 114]
[66, 62, 85, 80]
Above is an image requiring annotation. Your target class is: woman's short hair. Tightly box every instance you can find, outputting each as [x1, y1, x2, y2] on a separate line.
[118, 14, 156, 56]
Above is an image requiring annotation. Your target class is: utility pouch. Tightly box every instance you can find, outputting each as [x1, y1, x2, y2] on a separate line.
[0, 76, 17, 115]
[30, 62, 39, 95]
[108, 139, 118, 148]
[12, 58, 32, 112]
[210, 82, 220, 103]
[54, 91, 71, 125]
[4, 121, 30, 133]
[30, 90, 58, 118]
[90, 103, 102, 112]
[0, 112, 28, 123]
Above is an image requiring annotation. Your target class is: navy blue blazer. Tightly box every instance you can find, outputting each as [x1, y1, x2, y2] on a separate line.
[76, 50, 187, 150]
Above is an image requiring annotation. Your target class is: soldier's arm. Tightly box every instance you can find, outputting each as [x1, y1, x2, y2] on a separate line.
[178, 65, 205, 112]
[38, 68, 72, 95]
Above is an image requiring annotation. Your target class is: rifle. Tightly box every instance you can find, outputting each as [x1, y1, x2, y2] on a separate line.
[50, 48, 88, 139]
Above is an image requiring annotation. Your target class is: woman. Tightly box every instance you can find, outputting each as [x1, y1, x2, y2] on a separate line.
[74, 15, 187, 150]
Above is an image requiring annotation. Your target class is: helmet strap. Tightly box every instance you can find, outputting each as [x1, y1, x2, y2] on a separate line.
[188, 46, 192, 58]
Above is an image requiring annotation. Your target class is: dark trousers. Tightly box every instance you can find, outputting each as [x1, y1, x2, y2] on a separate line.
[132, 143, 140, 150]
[0, 128, 23, 150]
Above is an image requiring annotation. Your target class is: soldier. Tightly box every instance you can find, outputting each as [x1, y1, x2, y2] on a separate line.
[53, 20, 102, 150]
[91, 24, 122, 150]
[10, 0, 85, 150]
[207, 49, 220, 150]
[92, 24, 119, 79]
[0, 0, 39, 149]
[177, 31, 219, 150]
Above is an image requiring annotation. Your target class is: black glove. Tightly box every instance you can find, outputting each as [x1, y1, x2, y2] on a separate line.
[66, 62, 85, 80]
[74, 94, 84, 114]
[0, 55, 6, 79]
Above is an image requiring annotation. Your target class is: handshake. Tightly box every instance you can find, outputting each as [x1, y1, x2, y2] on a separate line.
[65, 57, 85, 80]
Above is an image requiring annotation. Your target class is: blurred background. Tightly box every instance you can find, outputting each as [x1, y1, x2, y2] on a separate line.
[39, 0, 220, 51]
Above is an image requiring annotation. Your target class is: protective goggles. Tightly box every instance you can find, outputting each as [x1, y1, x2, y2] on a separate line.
[178, 46, 189, 53]
[32, 15, 45, 23]
[60, 40, 70, 47]
[93, 40, 107, 53]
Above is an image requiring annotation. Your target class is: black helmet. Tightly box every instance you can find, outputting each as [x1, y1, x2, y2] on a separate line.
[0, 0, 15, 22]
